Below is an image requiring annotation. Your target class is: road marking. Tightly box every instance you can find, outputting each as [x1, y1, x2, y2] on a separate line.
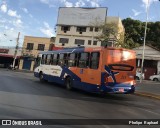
[135, 91, 160, 100]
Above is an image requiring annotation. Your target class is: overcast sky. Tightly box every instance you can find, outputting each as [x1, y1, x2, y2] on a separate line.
[0, 0, 160, 47]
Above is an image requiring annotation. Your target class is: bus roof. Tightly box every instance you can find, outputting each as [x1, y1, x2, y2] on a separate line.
[38, 46, 135, 54]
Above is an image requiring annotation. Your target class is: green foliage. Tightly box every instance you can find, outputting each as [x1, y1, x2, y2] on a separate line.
[96, 22, 119, 45]
[122, 18, 160, 50]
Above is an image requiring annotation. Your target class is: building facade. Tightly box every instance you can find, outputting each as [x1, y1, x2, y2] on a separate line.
[0, 46, 22, 68]
[133, 45, 160, 79]
[55, 7, 124, 48]
[19, 36, 55, 71]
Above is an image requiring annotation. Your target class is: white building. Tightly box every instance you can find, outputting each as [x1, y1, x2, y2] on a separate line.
[55, 7, 124, 48]
[55, 7, 108, 47]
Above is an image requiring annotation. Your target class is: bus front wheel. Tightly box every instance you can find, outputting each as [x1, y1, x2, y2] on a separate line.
[65, 77, 72, 90]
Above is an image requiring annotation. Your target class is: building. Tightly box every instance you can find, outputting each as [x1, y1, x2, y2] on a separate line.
[55, 7, 124, 48]
[133, 45, 160, 79]
[0, 46, 22, 68]
[19, 36, 55, 71]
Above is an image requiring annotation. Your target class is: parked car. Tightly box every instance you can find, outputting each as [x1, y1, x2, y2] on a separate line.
[149, 74, 160, 81]
[135, 71, 145, 80]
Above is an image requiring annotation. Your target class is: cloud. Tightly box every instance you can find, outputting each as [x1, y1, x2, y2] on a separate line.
[75, 0, 85, 7]
[40, 22, 54, 37]
[40, 0, 56, 7]
[40, 0, 102, 7]
[132, 9, 142, 16]
[90, 0, 100, 7]
[60, 0, 73, 7]
[21, 8, 28, 13]
[141, 0, 159, 9]
[86, 0, 100, 7]
[13, 19, 23, 28]
[0, 3, 7, 13]
[40, 0, 50, 4]
[0, 18, 7, 23]
[29, 14, 33, 18]
[8, 9, 21, 18]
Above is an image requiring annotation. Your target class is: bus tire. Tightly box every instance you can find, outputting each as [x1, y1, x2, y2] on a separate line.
[65, 77, 72, 90]
[39, 72, 44, 82]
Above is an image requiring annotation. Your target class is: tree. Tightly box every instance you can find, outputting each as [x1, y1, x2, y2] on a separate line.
[95, 22, 125, 47]
[122, 18, 160, 50]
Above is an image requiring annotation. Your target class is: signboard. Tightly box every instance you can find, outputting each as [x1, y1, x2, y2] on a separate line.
[57, 7, 107, 26]
[0, 49, 9, 53]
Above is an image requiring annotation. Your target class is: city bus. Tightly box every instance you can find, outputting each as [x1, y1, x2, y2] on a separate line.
[34, 46, 136, 94]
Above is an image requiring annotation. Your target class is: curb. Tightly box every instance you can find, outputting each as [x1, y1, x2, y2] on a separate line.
[135, 91, 160, 100]
[11, 69, 33, 73]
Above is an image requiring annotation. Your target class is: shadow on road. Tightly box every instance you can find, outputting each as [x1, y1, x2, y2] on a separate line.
[0, 73, 150, 109]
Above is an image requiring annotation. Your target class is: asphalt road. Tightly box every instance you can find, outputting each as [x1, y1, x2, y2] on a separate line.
[0, 69, 160, 128]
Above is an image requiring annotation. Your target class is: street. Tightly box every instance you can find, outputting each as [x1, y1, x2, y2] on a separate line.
[0, 69, 160, 128]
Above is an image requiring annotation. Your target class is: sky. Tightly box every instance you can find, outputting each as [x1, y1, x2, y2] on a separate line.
[0, 0, 160, 47]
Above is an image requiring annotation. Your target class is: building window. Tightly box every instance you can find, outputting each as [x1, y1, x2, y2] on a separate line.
[59, 38, 69, 44]
[61, 26, 70, 33]
[26, 43, 34, 50]
[38, 44, 45, 51]
[88, 40, 91, 45]
[95, 27, 99, 32]
[90, 27, 93, 32]
[75, 39, 85, 45]
[77, 27, 86, 34]
[107, 42, 113, 47]
[93, 41, 97, 45]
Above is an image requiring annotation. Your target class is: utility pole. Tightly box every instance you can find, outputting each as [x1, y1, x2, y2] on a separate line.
[140, 0, 149, 83]
[12, 32, 20, 69]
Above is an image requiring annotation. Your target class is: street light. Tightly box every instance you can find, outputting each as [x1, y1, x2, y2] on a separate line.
[140, 0, 149, 83]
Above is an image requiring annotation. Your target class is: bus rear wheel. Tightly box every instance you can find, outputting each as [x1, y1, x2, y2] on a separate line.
[39, 72, 44, 82]
[65, 77, 72, 90]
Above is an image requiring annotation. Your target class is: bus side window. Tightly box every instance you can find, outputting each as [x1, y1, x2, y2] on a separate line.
[68, 53, 76, 67]
[50, 54, 53, 65]
[41, 55, 44, 64]
[46, 54, 51, 65]
[58, 54, 67, 66]
[42, 54, 46, 64]
[90, 52, 100, 69]
[52, 54, 58, 65]
[78, 52, 89, 68]
[35, 55, 41, 68]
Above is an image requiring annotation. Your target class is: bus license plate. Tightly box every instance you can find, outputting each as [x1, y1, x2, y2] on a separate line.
[119, 88, 124, 92]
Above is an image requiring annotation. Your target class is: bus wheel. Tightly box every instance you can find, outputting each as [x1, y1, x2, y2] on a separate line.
[39, 72, 44, 82]
[65, 77, 72, 90]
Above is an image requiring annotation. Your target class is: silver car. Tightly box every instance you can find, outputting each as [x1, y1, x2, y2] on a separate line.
[149, 74, 160, 81]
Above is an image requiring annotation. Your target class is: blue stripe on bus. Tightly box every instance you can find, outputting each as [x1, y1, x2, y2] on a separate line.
[34, 71, 134, 93]
[60, 66, 81, 81]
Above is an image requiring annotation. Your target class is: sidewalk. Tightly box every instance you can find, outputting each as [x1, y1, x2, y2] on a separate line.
[11, 69, 33, 73]
[135, 80, 160, 100]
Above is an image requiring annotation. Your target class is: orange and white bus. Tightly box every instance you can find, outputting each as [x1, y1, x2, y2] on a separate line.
[34, 46, 136, 94]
